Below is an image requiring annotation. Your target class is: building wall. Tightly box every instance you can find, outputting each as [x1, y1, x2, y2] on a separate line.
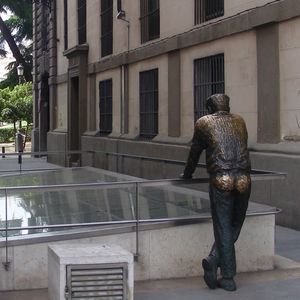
[128, 55, 169, 137]
[52, 0, 300, 144]
[67, 0, 78, 50]
[87, 0, 101, 64]
[180, 31, 257, 144]
[225, 0, 276, 17]
[279, 17, 300, 139]
[56, 82, 68, 129]
[32, 0, 300, 229]
[95, 68, 121, 134]
[56, 0, 68, 75]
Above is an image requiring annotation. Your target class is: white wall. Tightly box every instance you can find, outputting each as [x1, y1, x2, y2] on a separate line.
[279, 17, 300, 138]
[225, 0, 276, 18]
[95, 68, 121, 135]
[180, 31, 258, 145]
[56, 0, 279, 73]
[56, 82, 68, 129]
[68, 0, 78, 49]
[56, 0, 68, 75]
[87, 0, 101, 64]
[128, 55, 168, 137]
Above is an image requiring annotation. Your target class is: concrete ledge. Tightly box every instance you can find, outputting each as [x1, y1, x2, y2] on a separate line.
[0, 214, 275, 291]
[250, 142, 300, 155]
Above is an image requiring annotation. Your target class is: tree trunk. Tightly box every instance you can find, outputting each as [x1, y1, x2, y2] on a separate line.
[0, 14, 32, 82]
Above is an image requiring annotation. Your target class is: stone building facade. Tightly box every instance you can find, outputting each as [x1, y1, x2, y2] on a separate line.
[33, 0, 300, 229]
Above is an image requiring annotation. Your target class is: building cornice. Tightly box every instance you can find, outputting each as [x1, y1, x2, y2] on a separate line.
[63, 44, 89, 58]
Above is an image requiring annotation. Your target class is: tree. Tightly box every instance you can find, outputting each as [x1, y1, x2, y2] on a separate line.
[0, 82, 33, 147]
[0, 0, 33, 86]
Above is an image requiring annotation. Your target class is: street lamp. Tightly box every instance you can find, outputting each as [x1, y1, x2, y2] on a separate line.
[17, 64, 24, 84]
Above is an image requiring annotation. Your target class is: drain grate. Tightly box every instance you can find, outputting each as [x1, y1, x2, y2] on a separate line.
[66, 263, 128, 299]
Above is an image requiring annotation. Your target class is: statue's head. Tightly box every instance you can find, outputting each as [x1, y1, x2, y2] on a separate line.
[206, 94, 230, 114]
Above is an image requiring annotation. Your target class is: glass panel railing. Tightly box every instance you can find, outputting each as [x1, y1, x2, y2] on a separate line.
[2, 182, 136, 236]
[138, 180, 211, 220]
[0, 165, 283, 238]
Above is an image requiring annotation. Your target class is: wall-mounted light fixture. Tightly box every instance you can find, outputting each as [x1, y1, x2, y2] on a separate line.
[116, 10, 126, 19]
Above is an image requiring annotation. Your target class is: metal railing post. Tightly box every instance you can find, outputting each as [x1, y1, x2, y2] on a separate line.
[3, 189, 10, 271]
[134, 182, 139, 261]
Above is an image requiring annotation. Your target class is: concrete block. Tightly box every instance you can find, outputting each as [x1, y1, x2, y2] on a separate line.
[48, 244, 134, 300]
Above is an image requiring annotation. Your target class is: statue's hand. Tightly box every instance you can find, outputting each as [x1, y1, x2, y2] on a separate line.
[179, 173, 192, 179]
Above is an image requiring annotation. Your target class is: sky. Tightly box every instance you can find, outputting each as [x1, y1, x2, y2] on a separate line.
[0, 11, 14, 80]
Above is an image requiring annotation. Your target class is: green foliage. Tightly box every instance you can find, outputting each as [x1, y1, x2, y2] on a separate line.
[0, 82, 32, 144]
[0, 127, 15, 142]
[0, 124, 32, 143]
[0, 0, 32, 40]
[0, 45, 32, 89]
[0, 0, 33, 87]
[0, 86, 11, 112]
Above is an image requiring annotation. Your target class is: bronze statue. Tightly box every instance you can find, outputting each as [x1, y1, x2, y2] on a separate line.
[181, 94, 251, 291]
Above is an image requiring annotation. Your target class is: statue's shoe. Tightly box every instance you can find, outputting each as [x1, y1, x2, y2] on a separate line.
[202, 256, 218, 289]
[217, 278, 237, 291]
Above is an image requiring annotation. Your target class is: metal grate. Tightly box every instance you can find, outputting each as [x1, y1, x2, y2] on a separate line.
[78, 0, 87, 44]
[194, 54, 224, 120]
[64, 0, 68, 50]
[101, 0, 113, 57]
[66, 263, 128, 299]
[195, 0, 224, 24]
[139, 69, 158, 138]
[99, 79, 113, 134]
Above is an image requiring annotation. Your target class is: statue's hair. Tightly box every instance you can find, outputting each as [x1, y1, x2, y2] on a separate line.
[206, 94, 230, 112]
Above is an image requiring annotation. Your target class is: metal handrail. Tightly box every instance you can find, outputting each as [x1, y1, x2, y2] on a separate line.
[0, 149, 287, 177]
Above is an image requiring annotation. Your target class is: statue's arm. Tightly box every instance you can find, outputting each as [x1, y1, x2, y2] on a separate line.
[182, 128, 205, 179]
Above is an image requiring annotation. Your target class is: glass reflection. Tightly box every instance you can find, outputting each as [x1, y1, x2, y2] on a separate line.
[0, 167, 275, 237]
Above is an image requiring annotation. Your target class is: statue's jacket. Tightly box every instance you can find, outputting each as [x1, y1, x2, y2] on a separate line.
[183, 111, 251, 180]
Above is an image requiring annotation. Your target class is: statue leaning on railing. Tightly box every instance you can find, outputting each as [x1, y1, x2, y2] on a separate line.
[181, 93, 251, 292]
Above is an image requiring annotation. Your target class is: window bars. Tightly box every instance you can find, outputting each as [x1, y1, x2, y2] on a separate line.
[101, 0, 113, 57]
[194, 54, 224, 120]
[140, 0, 160, 43]
[99, 79, 113, 134]
[195, 0, 224, 24]
[77, 0, 87, 44]
[139, 69, 159, 138]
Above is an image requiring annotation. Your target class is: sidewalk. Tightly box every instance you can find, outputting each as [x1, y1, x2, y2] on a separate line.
[0, 142, 60, 175]
[0, 226, 299, 300]
[0, 141, 31, 154]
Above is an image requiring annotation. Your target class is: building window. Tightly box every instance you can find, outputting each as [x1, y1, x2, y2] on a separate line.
[194, 54, 224, 120]
[140, 69, 158, 138]
[195, 0, 224, 24]
[140, 0, 160, 44]
[101, 0, 113, 57]
[99, 79, 113, 134]
[77, 0, 86, 44]
[64, 0, 68, 50]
